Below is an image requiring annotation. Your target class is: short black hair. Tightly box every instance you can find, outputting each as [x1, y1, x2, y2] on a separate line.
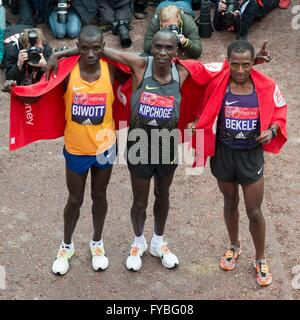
[152, 29, 179, 47]
[227, 40, 255, 59]
[78, 25, 103, 42]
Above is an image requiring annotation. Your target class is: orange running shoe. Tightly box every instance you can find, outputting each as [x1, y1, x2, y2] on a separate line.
[279, 0, 291, 9]
[220, 246, 242, 271]
[254, 260, 272, 286]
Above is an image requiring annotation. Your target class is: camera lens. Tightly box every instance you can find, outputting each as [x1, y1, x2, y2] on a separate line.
[27, 49, 41, 64]
[57, 0, 68, 24]
[117, 20, 132, 48]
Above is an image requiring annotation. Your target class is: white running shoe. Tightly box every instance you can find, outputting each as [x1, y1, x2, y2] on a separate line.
[90, 240, 109, 271]
[52, 242, 75, 275]
[126, 241, 148, 271]
[150, 242, 179, 269]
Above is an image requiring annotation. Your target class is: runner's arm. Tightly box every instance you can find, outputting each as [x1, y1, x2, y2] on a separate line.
[102, 48, 146, 73]
[45, 47, 79, 80]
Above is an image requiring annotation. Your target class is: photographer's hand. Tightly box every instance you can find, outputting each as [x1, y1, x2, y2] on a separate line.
[1, 80, 17, 93]
[219, 0, 227, 14]
[178, 34, 188, 46]
[17, 49, 28, 70]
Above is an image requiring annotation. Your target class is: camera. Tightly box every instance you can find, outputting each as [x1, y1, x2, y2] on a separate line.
[223, 0, 236, 25]
[112, 19, 132, 48]
[164, 24, 183, 45]
[57, 0, 68, 24]
[165, 24, 180, 36]
[197, 0, 213, 38]
[26, 30, 42, 64]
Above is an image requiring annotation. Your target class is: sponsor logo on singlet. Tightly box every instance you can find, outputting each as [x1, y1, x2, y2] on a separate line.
[72, 93, 107, 125]
[138, 92, 174, 120]
[224, 105, 259, 132]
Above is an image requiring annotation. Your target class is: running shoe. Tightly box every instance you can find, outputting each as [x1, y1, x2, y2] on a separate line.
[52, 242, 74, 275]
[126, 241, 148, 271]
[220, 246, 242, 271]
[90, 240, 109, 271]
[150, 242, 179, 269]
[254, 260, 272, 286]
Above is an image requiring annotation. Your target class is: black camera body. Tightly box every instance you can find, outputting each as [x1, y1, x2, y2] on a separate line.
[26, 30, 42, 64]
[223, 0, 237, 25]
[27, 46, 42, 64]
[57, 0, 68, 24]
[112, 19, 132, 48]
[166, 24, 180, 36]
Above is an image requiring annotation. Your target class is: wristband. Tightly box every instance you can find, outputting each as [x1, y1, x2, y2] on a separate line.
[269, 126, 277, 138]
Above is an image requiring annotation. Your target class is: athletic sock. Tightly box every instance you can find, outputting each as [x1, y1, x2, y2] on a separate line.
[151, 233, 164, 248]
[134, 234, 146, 247]
[62, 241, 74, 250]
[90, 239, 103, 246]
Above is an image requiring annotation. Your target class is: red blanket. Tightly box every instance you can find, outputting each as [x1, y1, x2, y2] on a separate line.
[194, 61, 288, 164]
[9, 56, 222, 151]
[9, 56, 130, 150]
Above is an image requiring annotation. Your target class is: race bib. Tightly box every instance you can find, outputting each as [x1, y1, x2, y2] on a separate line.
[138, 92, 174, 122]
[72, 93, 107, 125]
[224, 106, 259, 133]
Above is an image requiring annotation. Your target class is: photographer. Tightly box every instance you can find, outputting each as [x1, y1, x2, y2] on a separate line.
[97, 0, 132, 48]
[4, 28, 52, 85]
[213, 0, 280, 40]
[47, 1, 98, 39]
[144, 4, 202, 59]
[47, 0, 82, 39]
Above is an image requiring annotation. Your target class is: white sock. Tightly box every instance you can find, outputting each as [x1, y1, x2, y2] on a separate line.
[62, 241, 73, 250]
[134, 234, 146, 247]
[151, 233, 164, 248]
[90, 239, 103, 247]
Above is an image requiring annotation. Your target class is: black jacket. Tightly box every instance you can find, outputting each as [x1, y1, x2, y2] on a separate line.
[213, 0, 279, 39]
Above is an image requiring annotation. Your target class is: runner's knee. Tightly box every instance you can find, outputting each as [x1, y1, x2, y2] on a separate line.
[247, 208, 263, 223]
[67, 194, 84, 209]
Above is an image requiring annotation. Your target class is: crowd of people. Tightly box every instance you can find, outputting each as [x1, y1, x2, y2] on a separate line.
[0, 0, 289, 288]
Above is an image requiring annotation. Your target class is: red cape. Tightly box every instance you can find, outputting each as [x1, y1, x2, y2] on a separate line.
[9, 56, 131, 150]
[9, 57, 221, 151]
[194, 61, 288, 164]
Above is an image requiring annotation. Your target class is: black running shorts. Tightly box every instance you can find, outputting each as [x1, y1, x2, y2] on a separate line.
[210, 141, 264, 185]
[127, 162, 178, 179]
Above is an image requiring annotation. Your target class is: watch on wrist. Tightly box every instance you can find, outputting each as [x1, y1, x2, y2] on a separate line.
[269, 126, 277, 138]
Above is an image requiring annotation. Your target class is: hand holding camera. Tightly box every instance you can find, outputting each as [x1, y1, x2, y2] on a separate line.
[218, 0, 227, 12]
[112, 19, 132, 48]
[27, 52, 46, 68]
[219, 0, 237, 25]
[17, 49, 28, 70]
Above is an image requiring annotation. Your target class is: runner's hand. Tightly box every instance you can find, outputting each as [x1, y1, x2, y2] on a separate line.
[45, 54, 59, 80]
[256, 129, 273, 144]
[1, 80, 17, 93]
[255, 41, 272, 64]
[186, 121, 197, 135]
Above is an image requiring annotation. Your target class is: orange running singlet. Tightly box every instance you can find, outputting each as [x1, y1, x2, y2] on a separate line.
[64, 60, 115, 155]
